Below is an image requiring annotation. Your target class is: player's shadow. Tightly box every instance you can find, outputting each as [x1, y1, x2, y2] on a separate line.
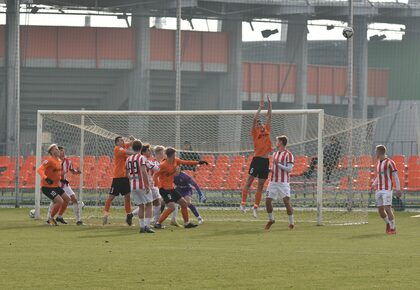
[347, 233, 385, 239]
[194, 226, 287, 238]
[76, 226, 137, 238]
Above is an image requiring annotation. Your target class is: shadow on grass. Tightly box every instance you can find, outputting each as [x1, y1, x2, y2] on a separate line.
[347, 233, 385, 239]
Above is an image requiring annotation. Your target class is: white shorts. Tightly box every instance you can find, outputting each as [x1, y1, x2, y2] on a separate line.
[62, 185, 76, 197]
[375, 190, 393, 207]
[151, 187, 161, 201]
[132, 189, 153, 205]
[266, 182, 291, 200]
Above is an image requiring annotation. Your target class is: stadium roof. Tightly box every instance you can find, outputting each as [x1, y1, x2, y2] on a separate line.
[29, 0, 420, 24]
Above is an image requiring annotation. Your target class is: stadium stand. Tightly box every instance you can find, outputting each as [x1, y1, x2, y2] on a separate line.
[1, 154, 420, 192]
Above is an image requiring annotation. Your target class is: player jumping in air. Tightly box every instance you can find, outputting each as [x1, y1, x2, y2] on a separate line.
[126, 140, 155, 233]
[241, 96, 272, 218]
[37, 144, 69, 226]
[372, 145, 402, 235]
[170, 168, 206, 225]
[265, 136, 295, 230]
[153, 147, 208, 229]
[103, 136, 135, 226]
[47, 146, 83, 225]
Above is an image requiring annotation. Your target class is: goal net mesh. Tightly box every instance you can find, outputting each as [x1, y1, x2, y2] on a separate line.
[36, 110, 377, 225]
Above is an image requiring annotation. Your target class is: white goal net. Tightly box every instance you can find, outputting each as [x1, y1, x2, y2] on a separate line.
[34, 110, 377, 225]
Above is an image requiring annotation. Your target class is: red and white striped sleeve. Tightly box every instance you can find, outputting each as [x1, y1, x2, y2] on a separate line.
[389, 160, 397, 172]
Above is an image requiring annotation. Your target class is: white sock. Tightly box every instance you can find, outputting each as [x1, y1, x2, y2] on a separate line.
[383, 217, 390, 224]
[389, 219, 396, 230]
[171, 205, 178, 221]
[288, 214, 294, 225]
[139, 218, 145, 228]
[47, 202, 53, 219]
[72, 202, 81, 222]
[132, 207, 139, 216]
[145, 218, 151, 227]
[153, 206, 161, 223]
[268, 212, 274, 221]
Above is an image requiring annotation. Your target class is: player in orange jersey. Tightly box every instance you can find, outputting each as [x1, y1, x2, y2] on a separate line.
[153, 147, 208, 229]
[46, 146, 83, 225]
[103, 136, 135, 226]
[37, 144, 71, 226]
[241, 96, 272, 218]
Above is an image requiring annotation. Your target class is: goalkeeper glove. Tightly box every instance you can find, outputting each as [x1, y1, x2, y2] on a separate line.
[45, 178, 53, 185]
[199, 195, 207, 203]
[60, 179, 69, 185]
[198, 160, 208, 165]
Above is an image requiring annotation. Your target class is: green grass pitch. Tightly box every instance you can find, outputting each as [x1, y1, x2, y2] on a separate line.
[1, 208, 420, 290]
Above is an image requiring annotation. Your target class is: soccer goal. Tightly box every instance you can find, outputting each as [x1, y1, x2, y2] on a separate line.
[34, 110, 377, 225]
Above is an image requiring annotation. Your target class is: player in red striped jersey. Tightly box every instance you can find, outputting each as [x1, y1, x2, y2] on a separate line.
[131, 144, 164, 226]
[371, 145, 402, 235]
[265, 136, 295, 230]
[47, 146, 83, 225]
[126, 140, 155, 233]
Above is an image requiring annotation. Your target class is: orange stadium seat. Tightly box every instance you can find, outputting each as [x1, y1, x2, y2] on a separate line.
[407, 171, 420, 191]
[291, 155, 308, 176]
[354, 170, 373, 190]
[98, 155, 111, 165]
[202, 155, 215, 165]
[407, 169, 420, 191]
[216, 155, 230, 165]
[231, 155, 245, 166]
[0, 156, 11, 165]
[338, 155, 357, 169]
[356, 155, 373, 169]
[407, 155, 420, 170]
[338, 177, 349, 190]
[392, 155, 405, 166]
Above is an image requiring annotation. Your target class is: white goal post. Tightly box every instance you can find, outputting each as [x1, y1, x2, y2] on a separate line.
[34, 109, 376, 225]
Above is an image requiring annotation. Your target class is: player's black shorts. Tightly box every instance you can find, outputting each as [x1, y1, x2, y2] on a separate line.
[109, 177, 131, 196]
[159, 188, 182, 204]
[41, 187, 65, 201]
[248, 156, 270, 179]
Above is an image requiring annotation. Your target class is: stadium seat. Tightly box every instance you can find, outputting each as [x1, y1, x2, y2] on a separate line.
[0, 156, 11, 165]
[338, 177, 349, 190]
[392, 155, 405, 166]
[354, 170, 372, 190]
[407, 155, 420, 170]
[202, 155, 215, 165]
[216, 155, 230, 165]
[231, 155, 245, 166]
[98, 155, 111, 165]
[291, 155, 308, 176]
[356, 155, 373, 169]
[339, 155, 357, 169]
[407, 169, 420, 191]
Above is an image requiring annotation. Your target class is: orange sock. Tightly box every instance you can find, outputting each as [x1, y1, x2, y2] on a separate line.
[50, 203, 60, 218]
[58, 200, 68, 216]
[241, 189, 249, 205]
[104, 197, 113, 215]
[124, 199, 132, 214]
[181, 207, 189, 224]
[158, 208, 174, 224]
[254, 191, 262, 208]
